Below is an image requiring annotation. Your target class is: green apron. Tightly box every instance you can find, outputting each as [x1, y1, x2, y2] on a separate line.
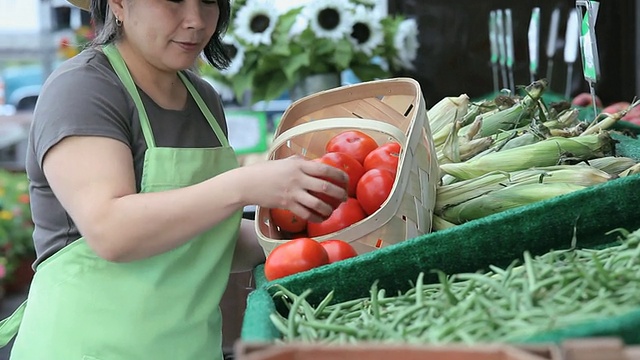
[0, 44, 242, 359]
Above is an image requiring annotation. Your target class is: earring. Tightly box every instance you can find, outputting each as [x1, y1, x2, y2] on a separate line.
[115, 17, 123, 27]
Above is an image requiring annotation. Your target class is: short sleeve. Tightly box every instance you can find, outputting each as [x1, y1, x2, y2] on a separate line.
[31, 57, 132, 168]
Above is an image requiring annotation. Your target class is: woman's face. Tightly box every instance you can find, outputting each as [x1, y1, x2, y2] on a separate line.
[119, 0, 220, 71]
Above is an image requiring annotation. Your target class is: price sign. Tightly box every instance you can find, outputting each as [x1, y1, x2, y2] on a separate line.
[225, 110, 269, 155]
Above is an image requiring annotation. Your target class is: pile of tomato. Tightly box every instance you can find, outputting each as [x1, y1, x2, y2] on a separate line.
[264, 130, 402, 281]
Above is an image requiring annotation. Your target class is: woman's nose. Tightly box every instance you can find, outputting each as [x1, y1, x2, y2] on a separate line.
[182, 1, 206, 29]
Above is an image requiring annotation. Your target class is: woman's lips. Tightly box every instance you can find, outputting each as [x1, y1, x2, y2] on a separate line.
[174, 41, 200, 52]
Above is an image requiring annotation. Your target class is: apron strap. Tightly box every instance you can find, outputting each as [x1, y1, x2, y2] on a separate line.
[0, 300, 27, 347]
[179, 72, 230, 148]
[102, 44, 157, 149]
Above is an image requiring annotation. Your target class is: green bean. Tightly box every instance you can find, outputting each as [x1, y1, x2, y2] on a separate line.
[286, 288, 312, 338]
[271, 226, 640, 345]
[313, 290, 334, 317]
[299, 319, 359, 337]
[269, 313, 290, 336]
[415, 272, 425, 306]
[369, 281, 381, 321]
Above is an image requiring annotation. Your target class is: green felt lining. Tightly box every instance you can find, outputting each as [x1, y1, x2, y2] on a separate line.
[241, 137, 640, 345]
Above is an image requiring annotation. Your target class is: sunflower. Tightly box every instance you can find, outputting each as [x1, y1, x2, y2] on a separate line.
[393, 18, 420, 70]
[219, 35, 246, 77]
[233, 0, 279, 46]
[348, 5, 384, 56]
[302, 0, 354, 40]
[352, 0, 377, 6]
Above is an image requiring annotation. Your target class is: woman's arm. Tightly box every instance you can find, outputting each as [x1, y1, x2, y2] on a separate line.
[43, 136, 347, 262]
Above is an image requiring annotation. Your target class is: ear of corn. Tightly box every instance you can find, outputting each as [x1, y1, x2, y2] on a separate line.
[439, 182, 587, 224]
[508, 165, 614, 186]
[584, 156, 637, 175]
[439, 133, 615, 180]
[458, 80, 547, 139]
[497, 132, 541, 151]
[435, 172, 510, 213]
[432, 214, 458, 231]
[427, 94, 470, 135]
[440, 120, 463, 163]
[543, 108, 580, 130]
[435, 165, 613, 214]
[619, 163, 640, 177]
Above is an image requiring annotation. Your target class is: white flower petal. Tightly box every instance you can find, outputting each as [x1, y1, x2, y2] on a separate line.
[348, 5, 384, 56]
[220, 35, 246, 77]
[302, 0, 354, 40]
[393, 18, 420, 70]
[288, 15, 309, 38]
[233, 0, 279, 46]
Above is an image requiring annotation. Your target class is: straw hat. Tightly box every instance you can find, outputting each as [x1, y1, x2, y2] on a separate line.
[67, 0, 90, 11]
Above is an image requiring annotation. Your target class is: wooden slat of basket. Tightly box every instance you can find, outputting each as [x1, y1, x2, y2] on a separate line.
[278, 80, 419, 134]
[299, 107, 355, 125]
[346, 98, 410, 131]
[381, 94, 418, 117]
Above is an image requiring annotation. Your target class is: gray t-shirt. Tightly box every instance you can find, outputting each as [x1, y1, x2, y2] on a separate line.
[26, 47, 229, 268]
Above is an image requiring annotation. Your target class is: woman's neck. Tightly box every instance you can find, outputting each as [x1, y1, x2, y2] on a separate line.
[114, 42, 188, 111]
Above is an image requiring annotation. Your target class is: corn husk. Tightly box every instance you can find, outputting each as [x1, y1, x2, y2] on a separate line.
[435, 165, 613, 214]
[459, 80, 546, 139]
[581, 99, 640, 136]
[440, 182, 586, 224]
[439, 133, 615, 180]
[584, 156, 637, 175]
[427, 94, 469, 135]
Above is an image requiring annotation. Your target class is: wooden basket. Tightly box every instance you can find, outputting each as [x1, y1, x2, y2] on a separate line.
[254, 77, 439, 256]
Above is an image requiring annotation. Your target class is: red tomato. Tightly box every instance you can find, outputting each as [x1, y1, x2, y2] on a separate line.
[363, 142, 401, 175]
[602, 102, 630, 115]
[571, 92, 602, 107]
[320, 239, 358, 263]
[270, 208, 307, 234]
[264, 237, 329, 281]
[326, 130, 379, 165]
[623, 116, 640, 126]
[356, 168, 395, 216]
[622, 104, 640, 120]
[307, 198, 366, 237]
[318, 152, 365, 197]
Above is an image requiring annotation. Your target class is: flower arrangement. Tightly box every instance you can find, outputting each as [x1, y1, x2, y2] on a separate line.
[57, 25, 96, 60]
[0, 170, 35, 283]
[201, 0, 420, 104]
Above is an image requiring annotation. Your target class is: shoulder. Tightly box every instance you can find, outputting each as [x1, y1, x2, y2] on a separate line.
[31, 47, 133, 165]
[40, 47, 127, 105]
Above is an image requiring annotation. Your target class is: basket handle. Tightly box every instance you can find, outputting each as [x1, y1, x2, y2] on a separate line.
[270, 118, 407, 154]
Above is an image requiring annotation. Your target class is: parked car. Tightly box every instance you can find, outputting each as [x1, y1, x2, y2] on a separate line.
[0, 64, 44, 111]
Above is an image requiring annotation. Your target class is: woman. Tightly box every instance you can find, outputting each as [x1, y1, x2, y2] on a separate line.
[0, 0, 348, 358]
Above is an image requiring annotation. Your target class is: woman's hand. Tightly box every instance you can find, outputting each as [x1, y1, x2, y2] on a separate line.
[236, 156, 349, 223]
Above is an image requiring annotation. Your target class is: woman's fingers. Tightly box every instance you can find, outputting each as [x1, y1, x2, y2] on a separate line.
[301, 158, 349, 185]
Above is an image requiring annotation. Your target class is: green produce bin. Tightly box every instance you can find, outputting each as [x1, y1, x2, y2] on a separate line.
[241, 133, 640, 345]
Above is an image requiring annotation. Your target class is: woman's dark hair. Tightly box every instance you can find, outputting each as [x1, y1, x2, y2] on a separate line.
[89, 0, 232, 70]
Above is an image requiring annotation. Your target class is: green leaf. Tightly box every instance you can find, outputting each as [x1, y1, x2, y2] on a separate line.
[282, 53, 311, 82]
[351, 63, 390, 81]
[333, 39, 354, 70]
[251, 70, 289, 103]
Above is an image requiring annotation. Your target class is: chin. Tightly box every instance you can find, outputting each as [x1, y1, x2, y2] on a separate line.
[167, 57, 200, 71]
